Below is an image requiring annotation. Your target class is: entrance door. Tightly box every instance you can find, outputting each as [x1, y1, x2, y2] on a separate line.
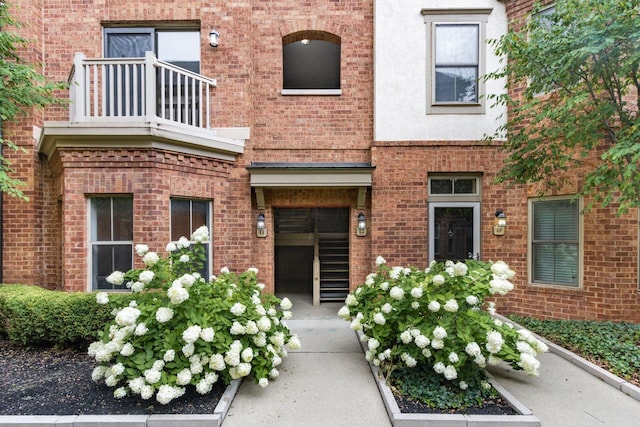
[429, 202, 480, 262]
[274, 208, 349, 304]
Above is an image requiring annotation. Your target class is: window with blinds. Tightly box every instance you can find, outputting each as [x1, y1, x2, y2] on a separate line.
[531, 198, 580, 286]
[170, 199, 211, 278]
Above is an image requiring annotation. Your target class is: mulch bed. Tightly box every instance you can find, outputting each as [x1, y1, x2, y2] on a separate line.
[0, 336, 224, 416]
[394, 393, 517, 415]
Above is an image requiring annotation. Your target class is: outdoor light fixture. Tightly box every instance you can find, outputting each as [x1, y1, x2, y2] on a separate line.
[256, 212, 267, 238]
[209, 29, 220, 47]
[493, 209, 507, 236]
[356, 212, 367, 237]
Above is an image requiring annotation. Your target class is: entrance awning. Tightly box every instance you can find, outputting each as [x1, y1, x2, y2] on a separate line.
[247, 162, 375, 210]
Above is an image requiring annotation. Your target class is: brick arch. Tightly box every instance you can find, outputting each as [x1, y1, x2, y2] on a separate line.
[282, 30, 340, 46]
[279, 19, 349, 43]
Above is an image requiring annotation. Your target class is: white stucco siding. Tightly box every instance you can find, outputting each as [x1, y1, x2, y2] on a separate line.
[374, 0, 507, 142]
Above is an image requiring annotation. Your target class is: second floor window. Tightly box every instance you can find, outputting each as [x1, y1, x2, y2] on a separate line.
[282, 31, 341, 94]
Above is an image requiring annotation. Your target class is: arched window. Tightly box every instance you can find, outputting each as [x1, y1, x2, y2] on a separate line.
[282, 31, 341, 93]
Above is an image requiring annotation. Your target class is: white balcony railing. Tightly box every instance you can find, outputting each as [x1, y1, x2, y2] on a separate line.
[68, 52, 216, 131]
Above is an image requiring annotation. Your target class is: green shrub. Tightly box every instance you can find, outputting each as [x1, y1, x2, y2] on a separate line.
[509, 315, 640, 380]
[0, 284, 134, 347]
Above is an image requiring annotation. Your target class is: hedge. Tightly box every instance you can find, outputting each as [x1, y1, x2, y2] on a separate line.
[0, 284, 135, 348]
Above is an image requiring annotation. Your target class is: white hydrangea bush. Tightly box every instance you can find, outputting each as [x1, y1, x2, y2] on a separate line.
[90, 226, 300, 405]
[338, 257, 547, 389]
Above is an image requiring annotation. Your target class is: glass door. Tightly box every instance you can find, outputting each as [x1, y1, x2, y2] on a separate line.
[429, 202, 480, 262]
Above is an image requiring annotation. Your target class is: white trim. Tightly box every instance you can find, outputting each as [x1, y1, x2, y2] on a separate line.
[428, 201, 481, 262]
[281, 89, 342, 96]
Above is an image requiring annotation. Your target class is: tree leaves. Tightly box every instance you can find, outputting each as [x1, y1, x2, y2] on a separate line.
[486, 0, 640, 213]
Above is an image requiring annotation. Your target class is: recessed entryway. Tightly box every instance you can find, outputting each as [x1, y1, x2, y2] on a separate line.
[274, 208, 349, 304]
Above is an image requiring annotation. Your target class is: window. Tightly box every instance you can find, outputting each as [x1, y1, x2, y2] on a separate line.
[282, 31, 341, 95]
[530, 198, 580, 287]
[170, 199, 211, 278]
[422, 9, 492, 114]
[89, 197, 133, 291]
[104, 27, 201, 124]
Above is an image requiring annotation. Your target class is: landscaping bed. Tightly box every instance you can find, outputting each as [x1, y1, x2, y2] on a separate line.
[0, 336, 225, 416]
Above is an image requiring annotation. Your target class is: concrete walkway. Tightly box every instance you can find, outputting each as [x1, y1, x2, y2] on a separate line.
[222, 296, 390, 427]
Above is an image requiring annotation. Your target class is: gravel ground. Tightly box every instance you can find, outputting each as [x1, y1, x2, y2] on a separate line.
[0, 336, 224, 416]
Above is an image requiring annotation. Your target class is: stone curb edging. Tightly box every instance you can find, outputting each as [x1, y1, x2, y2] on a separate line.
[494, 314, 640, 403]
[356, 330, 541, 427]
[0, 379, 241, 427]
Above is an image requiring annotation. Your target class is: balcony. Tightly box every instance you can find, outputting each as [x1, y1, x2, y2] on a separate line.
[38, 52, 247, 161]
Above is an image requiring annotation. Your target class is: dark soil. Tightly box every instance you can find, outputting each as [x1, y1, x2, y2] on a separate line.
[394, 392, 517, 415]
[0, 336, 224, 416]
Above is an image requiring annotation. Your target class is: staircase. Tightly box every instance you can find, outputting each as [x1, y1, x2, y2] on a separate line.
[318, 237, 350, 302]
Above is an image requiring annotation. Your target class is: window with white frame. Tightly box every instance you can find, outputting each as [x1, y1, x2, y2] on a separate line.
[89, 197, 133, 291]
[282, 31, 341, 95]
[530, 197, 580, 287]
[422, 9, 492, 114]
[170, 198, 211, 278]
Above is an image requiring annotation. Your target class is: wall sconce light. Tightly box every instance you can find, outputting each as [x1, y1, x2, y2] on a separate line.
[356, 212, 367, 237]
[256, 212, 267, 238]
[493, 209, 507, 236]
[209, 29, 220, 47]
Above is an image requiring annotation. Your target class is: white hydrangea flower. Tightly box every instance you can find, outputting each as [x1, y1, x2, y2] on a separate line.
[191, 225, 210, 243]
[489, 277, 514, 295]
[486, 330, 504, 354]
[168, 285, 189, 305]
[432, 274, 445, 285]
[518, 353, 541, 376]
[142, 252, 159, 267]
[428, 301, 441, 312]
[156, 307, 174, 323]
[345, 294, 358, 306]
[444, 365, 458, 380]
[491, 260, 515, 279]
[389, 266, 402, 279]
[465, 295, 479, 305]
[140, 385, 154, 400]
[209, 354, 226, 371]
[135, 322, 149, 336]
[230, 321, 246, 335]
[131, 281, 145, 293]
[128, 377, 145, 394]
[459, 381, 468, 390]
[96, 292, 109, 305]
[368, 338, 380, 351]
[258, 378, 269, 388]
[179, 254, 190, 263]
[431, 338, 444, 349]
[230, 303, 247, 316]
[411, 301, 420, 309]
[443, 299, 459, 313]
[410, 287, 423, 298]
[400, 330, 413, 344]
[422, 348, 432, 358]
[375, 255, 386, 266]
[164, 349, 176, 362]
[182, 342, 195, 357]
[280, 297, 293, 310]
[115, 307, 141, 327]
[114, 387, 127, 399]
[433, 362, 446, 374]
[135, 244, 149, 257]
[373, 312, 386, 325]
[465, 342, 481, 357]
[144, 368, 161, 384]
[381, 303, 392, 314]
[91, 366, 106, 382]
[448, 352, 459, 363]
[176, 369, 192, 385]
[257, 316, 272, 331]
[200, 327, 215, 342]
[166, 242, 177, 252]
[414, 335, 430, 349]
[120, 343, 135, 357]
[379, 281, 389, 291]
[389, 286, 404, 300]
[177, 236, 191, 249]
[433, 326, 448, 339]
[106, 271, 125, 286]
[182, 325, 202, 343]
[180, 274, 197, 288]
[452, 262, 468, 276]
[269, 368, 280, 379]
[156, 384, 185, 405]
[401, 353, 417, 367]
[220, 266, 230, 274]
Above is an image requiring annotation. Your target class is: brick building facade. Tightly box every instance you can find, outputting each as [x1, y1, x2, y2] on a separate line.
[2, 0, 639, 321]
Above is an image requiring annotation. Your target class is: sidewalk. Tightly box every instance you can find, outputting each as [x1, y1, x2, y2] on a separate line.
[221, 296, 390, 427]
[223, 293, 640, 427]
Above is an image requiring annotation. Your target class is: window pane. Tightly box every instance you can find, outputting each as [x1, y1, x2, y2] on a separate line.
[533, 199, 578, 241]
[92, 198, 112, 241]
[191, 200, 209, 233]
[171, 199, 191, 241]
[435, 24, 478, 65]
[435, 67, 478, 102]
[93, 244, 133, 290]
[112, 198, 133, 241]
[453, 179, 476, 194]
[158, 31, 200, 73]
[283, 39, 340, 89]
[430, 179, 453, 194]
[533, 243, 578, 286]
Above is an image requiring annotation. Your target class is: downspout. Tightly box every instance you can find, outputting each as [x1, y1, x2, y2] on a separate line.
[0, 119, 3, 283]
